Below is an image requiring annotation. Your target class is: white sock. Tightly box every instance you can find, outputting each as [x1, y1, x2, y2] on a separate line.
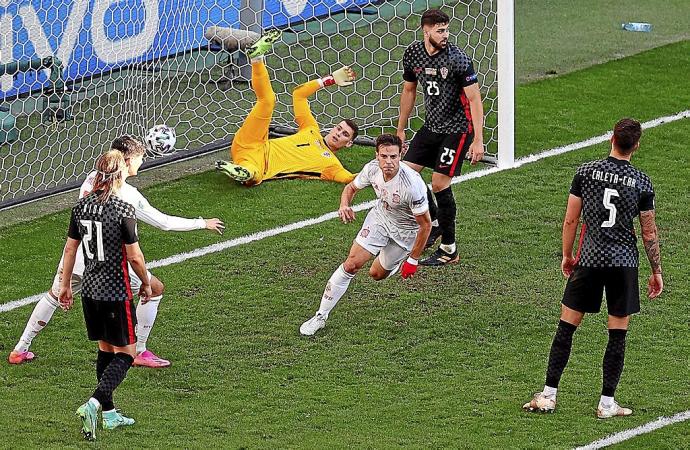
[135, 295, 162, 354]
[250, 55, 264, 64]
[14, 293, 59, 353]
[440, 243, 456, 254]
[543, 385, 558, 398]
[599, 395, 614, 408]
[317, 265, 355, 319]
[88, 397, 101, 410]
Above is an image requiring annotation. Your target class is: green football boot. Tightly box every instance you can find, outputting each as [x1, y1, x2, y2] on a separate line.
[215, 160, 254, 183]
[76, 401, 99, 441]
[246, 29, 282, 59]
[102, 410, 136, 430]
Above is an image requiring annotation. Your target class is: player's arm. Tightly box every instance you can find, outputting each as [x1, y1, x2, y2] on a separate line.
[294, 66, 356, 131]
[134, 191, 224, 234]
[396, 80, 417, 146]
[639, 209, 663, 298]
[463, 83, 485, 165]
[121, 214, 152, 302]
[58, 209, 82, 310]
[58, 237, 80, 311]
[322, 165, 356, 184]
[338, 181, 361, 224]
[400, 210, 432, 280]
[561, 194, 583, 277]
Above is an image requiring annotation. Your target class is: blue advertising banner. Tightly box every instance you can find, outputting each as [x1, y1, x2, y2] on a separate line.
[0, 0, 370, 97]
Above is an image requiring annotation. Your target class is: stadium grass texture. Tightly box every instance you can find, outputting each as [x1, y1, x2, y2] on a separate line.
[0, 42, 689, 448]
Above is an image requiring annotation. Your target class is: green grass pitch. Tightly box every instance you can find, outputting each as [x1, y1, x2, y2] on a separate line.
[0, 39, 689, 447]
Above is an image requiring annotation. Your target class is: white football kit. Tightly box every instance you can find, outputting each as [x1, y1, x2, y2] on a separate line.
[352, 161, 429, 270]
[51, 171, 206, 293]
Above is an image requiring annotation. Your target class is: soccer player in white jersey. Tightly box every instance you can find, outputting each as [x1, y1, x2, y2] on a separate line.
[300, 134, 432, 336]
[9, 136, 225, 367]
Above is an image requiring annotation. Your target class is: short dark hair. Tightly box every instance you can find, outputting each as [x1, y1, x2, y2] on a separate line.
[343, 119, 359, 140]
[111, 135, 146, 159]
[613, 118, 642, 154]
[375, 133, 402, 153]
[421, 9, 450, 28]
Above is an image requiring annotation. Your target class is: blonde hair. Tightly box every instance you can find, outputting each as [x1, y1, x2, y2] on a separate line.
[92, 150, 126, 203]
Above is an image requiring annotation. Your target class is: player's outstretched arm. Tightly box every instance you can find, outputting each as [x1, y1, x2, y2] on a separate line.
[640, 210, 663, 298]
[561, 194, 582, 277]
[338, 182, 360, 224]
[293, 66, 356, 130]
[58, 238, 80, 311]
[402, 211, 432, 279]
[133, 189, 223, 233]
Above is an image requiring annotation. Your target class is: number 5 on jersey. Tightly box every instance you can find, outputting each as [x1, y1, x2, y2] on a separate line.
[80, 219, 105, 261]
[601, 188, 619, 228]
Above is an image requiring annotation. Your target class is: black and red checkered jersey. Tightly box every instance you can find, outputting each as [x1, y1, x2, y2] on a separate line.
[570, 157, 655, 268]
[402, 41, 478, 134]
[68, 192, 139, 301]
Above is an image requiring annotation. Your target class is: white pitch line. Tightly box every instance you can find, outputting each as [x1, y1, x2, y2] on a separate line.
[575, 410, 690, 449]
[1, 109, 689, 315]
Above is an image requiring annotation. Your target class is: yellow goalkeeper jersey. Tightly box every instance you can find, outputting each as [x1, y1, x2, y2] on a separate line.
[264, 80, 355, 184]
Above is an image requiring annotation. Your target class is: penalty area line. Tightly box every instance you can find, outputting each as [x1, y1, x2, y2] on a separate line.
[1, 109, 689, 315]
[575, 410, 690, 449]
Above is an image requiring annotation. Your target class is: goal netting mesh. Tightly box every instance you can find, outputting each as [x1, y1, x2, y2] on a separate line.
[0, 0, 499, 208]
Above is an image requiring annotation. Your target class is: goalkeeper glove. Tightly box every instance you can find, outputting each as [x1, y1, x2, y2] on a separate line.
[401, 257, 418, 279]
[321, 66, 356, 87]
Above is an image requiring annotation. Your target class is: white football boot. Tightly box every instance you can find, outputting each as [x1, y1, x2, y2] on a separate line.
[523, 392, 557, 413]
[300, 313, 326, 336]
[597, 401, 632, 419]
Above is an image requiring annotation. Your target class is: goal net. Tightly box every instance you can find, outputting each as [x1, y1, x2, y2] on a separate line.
[0, 0, 512, 209]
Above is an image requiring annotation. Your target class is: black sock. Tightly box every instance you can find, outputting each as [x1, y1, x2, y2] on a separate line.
[426, 186, 438, 223]
[434, 187, 456, 245]
[92, 353, 134, 410]
[602, 329, 627, 397]
[96, 350, 116, 411]
[545, 320, 578, 389]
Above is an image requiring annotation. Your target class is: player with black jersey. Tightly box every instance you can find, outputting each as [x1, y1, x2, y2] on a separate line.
[523, 118, 663, 419]
[59, 150, 152, 441]
[396, 9, 485, 266]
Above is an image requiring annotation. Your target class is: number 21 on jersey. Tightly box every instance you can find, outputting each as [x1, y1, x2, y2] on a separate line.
[80, 219, 105, 261]
[601, 188, 619, 228]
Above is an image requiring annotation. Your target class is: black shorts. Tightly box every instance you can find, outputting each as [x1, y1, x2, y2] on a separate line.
[403, 125, 473, 177]
[562, 266, 640, 317]
[82, 296, 137, 347]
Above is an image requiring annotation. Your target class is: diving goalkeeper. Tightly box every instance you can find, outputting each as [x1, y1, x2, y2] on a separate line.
[216, 30, 359, 186]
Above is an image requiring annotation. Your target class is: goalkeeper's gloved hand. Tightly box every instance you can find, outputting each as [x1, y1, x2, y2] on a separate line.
[400, 257, 418, 279]
[321, 66, 356, 87]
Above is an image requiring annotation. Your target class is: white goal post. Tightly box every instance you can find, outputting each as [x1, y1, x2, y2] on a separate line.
[0, 0, 514, 209]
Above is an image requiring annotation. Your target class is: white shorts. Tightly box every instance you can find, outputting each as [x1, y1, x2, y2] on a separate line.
[355, 210, 417, 271]
[50, 245, 152, 296]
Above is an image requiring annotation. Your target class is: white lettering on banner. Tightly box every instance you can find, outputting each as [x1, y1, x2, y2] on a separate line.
[92, 0, 158, 64]
[281, 0, 308, 16]
[0, 0, 159, 92]
[0, 13, 12, 91]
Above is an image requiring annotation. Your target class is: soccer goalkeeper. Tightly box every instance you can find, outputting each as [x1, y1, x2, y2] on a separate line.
[216, 30, 359, 186]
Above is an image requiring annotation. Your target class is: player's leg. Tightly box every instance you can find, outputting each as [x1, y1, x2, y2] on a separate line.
[421, 131, 472, 266]
[128, 270, 169, 368]
[9, 253, 84, 364]
[369, 237, 412, 280]
[217, 31, 281, 183]
[524, 267, 602, 413]
[78, 299, 137, 440]
[300, 243, 373, 336]
[597, 267, 638, 419]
